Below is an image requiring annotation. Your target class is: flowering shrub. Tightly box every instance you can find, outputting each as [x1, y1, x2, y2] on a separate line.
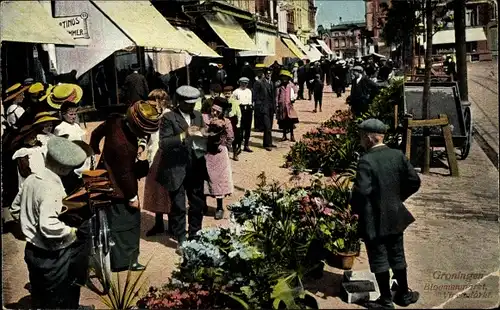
[285, 79, 404, 175]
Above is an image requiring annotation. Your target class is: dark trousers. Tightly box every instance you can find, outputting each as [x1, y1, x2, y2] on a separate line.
[262, 109, 274, 147]
[364, 233, 407, 274]
[240, 105, 253, 147]
[314, 94, 323, 110]
[232, 127, 242, 155]
[25, 239, 89, 309]
[169, 177, 205, 240]
[298, 80, 305, 99]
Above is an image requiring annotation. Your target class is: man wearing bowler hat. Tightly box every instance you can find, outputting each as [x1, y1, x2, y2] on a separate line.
[157, 85, 208, 254]
[253, 65, 276, 151]
[350, 119, 421, 309]
[347, 66, 379, 117]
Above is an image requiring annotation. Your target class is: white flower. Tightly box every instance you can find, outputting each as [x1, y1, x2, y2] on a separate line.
[181, 239, 225, 267]
[197, 227, 221, 242]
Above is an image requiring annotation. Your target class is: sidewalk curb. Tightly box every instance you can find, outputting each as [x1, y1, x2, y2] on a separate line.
[472, 126, 499, 169]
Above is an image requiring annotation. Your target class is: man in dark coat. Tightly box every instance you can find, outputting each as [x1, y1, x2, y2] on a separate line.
[348, 66, 379, 117]
[123, 64, 149, 105]
[157, 86, 207, 253]
[350, 119, 421, 309]
[297, 61, 306, 100]
[253, 67, 276, 151]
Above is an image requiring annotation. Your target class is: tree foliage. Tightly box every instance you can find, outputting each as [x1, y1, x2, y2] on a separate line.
[381, 0, 454, 47]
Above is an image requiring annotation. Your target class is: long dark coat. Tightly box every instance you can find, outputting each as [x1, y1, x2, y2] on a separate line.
[349, 76, 379, 116]
[350, 145, 421, 241]
[123, 72, 149, 105]
[156, 108, 207, 192]
[253, 78, 275, 132]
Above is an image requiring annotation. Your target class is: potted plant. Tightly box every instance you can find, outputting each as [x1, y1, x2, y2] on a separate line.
[329, 206, 361, 270]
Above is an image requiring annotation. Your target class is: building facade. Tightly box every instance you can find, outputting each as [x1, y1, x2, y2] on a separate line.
[365, 0, 391, 54]
[432, 0, 497, 61]
[326, 21, 366, 59]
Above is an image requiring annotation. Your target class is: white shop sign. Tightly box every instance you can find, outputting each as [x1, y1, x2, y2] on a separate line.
[55, 12, 91, 43]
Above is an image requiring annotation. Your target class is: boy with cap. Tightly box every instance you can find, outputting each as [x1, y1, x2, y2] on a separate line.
[350, 118, 421, 309]
[157, 85, 208, 253]
[10, 137, 91, 309]
[232, 77, 253, 153]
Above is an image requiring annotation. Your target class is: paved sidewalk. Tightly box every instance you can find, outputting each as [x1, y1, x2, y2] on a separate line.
[467, 62, 499, 158]
[2, 88, 498, 309]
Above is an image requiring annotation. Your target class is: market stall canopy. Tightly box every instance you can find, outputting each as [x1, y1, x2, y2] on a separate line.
[432, 27, 487, 45]
[304, 44, 323, 62]
[92, 0, 195, 52]
[289, 34, 317, 61]
[0, 0, 84, 45]
[238, 31, 276, 57]
[316, 39, 334, 55]
[203, 12, 257, 51]
[282, 38, 307, 59]
[362, 52, 386, 59]
[176, 27, 221, 58]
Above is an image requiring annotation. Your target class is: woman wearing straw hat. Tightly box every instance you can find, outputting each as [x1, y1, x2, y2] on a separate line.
[4, 83, 30, 130]
[276, 70, 299, 142]
[90, 100, 161, 272]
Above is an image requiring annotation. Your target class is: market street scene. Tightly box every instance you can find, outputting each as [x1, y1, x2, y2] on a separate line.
[1, 0, 499, 309]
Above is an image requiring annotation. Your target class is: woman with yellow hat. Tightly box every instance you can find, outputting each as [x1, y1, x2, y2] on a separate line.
[15, 83, 54, 130]
[4, 83, 30, 130]
[276, 70, 299, 142]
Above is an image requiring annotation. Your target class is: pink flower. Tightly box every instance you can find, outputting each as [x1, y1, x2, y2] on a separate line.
[322, 207, 333, 215]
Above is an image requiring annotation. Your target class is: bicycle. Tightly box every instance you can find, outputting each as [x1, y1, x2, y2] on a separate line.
[61, 167, 115, 295]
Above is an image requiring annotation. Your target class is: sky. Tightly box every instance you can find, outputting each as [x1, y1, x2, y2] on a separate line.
[315, 0, 366, 28]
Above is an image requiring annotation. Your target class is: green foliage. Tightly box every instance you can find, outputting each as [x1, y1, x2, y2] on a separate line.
[86, 258, 151, 309]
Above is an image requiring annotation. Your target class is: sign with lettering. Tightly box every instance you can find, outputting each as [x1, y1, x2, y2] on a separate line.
[55, 13, 91, 43]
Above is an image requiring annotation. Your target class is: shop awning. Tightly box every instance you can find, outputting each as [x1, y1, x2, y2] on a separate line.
[289, 34, 313, 57]
[238, 31, 276, 57]
[203, 12, 257, 51]
[316, 39, 333, 55]
[433, 27, 487, 45]
[92, 1, 195, 52]
[0, 0, 83, 45]
[282, 38, 306, 59]
[176, 27, 221, 58]
[304, 44, 323, 62]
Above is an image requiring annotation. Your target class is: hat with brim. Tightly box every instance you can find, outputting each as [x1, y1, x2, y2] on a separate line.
[47, 137, 87, 169]
[126, 100, 161, 135]
[47, 83, 83, 109]
[358, 118, 388, 134]
[39, 85, 55, 102]
[279, 69, 293, 79]
[28, 82, 46, 96]
[238, 77, 250, 84]
[4, 83, 30, 102]
[18, 111, 61, 133]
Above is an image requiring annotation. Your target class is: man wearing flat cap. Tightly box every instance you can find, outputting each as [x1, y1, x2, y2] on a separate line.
[253, 67, 276, 151]
[11, 137, 91, 309]
[347, 66, 379, 117]
[90, 100, 161, 272]
[157, 85, 208, 253]
[350, 118, 421, 309]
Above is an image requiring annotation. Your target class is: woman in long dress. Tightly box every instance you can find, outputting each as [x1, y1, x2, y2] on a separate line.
[276, 70, 299, 142]
[202, 97, 234, 220]
[143, 89, 174, 237]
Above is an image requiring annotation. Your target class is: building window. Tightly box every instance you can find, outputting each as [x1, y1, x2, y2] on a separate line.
[466, 8, 478, 27]
[334, 40, 339, 48]
[340, 39, 346, 47]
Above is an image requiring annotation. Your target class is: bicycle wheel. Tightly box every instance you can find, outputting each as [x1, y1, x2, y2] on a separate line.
[97, 209, 113, 292]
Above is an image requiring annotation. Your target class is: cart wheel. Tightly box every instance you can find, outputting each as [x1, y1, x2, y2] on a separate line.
[460, 106, 472, 160]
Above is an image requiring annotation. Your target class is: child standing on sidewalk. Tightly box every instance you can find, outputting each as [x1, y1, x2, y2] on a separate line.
[313, 74, 324, 113]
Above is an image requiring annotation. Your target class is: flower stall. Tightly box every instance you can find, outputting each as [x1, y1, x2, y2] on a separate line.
[285, 79, 405, 176]
[137, 174, 361, 309]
